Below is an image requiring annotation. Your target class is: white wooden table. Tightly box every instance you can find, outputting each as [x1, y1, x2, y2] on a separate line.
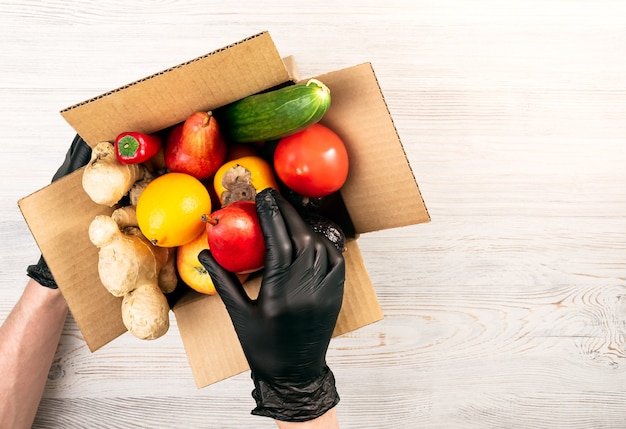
[1, 1, 626, 428]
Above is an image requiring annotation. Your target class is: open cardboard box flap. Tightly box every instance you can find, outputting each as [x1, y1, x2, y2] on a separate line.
[18, 31, 429, 388]
[59, 32, 292, 148]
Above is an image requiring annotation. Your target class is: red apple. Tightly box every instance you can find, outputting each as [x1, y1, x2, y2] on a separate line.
[205, 201, 265, 274]
[164, 111, 227, 180]
[177, 230, 251, 294]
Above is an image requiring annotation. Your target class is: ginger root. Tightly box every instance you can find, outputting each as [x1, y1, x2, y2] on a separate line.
[88, 206, 176, 340]
[122, 282, 170, 340]
[157, 248, 178, 294]
[110, 205, 138, 229]
[129, 169, 155, 206]
[83, 141, 146, 207]
[107, 206, 177, 294]
[89, 215, 164, 297]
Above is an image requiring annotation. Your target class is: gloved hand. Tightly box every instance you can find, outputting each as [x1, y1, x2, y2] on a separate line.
[27, 134, 92, 289]
[198, 188, 345, 422]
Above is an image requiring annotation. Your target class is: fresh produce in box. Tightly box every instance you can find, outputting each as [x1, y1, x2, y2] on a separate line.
[273, 123, 349, 198]
[215, 79, 331, 143]
[164, 111, 227, 180]
[79, 76, 353, 338]
[136, 172, 212, 247]
[213, 155, 278, 206]
[177, 230, 252, 294]
[115, 131, 162, 164]
[82, 141, 147, 207]
[204, 200, 266, 274]
[88, 207, 175, 340]
[176, 230, 216, 295]
[121, 283, 170, 340]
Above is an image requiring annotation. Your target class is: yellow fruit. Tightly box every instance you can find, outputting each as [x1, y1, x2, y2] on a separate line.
[136, 172, 211, 247]
[213, 156, 278, 206]
[176, 230, 216, 295]
[177, 230, 252, 294]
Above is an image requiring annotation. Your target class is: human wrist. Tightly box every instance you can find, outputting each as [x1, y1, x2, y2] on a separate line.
[24, 278, 68, 313]
[251, 365, 340, 422]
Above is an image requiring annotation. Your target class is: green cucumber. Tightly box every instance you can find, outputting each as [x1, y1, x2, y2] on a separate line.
[216, 79, 331, 143]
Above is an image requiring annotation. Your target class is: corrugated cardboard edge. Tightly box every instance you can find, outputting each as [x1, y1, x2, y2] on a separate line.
[60, 31, 291, 148]
[17, 170, 126, 351]
[333, 240, 383, 336]
[314, 63, 431, 234]
[282, 55, 302, 82]
[174, 240, 381, 389]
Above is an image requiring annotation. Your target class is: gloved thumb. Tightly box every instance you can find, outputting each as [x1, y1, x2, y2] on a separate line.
[198, 249, 252, 315]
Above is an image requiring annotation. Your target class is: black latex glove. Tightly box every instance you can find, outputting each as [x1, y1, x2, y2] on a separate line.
[27, 134, 92, 289]
[198, 188, 345, 422]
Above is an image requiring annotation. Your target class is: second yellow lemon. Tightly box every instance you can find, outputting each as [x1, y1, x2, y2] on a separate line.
[136, 172, 212, 247]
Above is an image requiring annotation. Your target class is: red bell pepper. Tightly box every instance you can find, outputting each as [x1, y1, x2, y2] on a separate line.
[115, 131, 162, 164]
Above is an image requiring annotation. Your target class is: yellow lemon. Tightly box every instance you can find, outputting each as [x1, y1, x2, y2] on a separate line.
[136, 172, 211, 247]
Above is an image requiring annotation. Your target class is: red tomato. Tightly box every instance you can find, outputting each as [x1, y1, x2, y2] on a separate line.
[273, 124, 349, 198]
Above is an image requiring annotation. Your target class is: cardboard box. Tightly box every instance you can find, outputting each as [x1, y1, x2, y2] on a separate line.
[18, 31, 430, 388]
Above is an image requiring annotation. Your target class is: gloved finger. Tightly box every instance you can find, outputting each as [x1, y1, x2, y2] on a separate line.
[272, 191, 322, 259]
[255, 188, 293, 270]
[259, 188, 315, 255]
[198, 249, 252, 316]
[52, 134, 93, 182]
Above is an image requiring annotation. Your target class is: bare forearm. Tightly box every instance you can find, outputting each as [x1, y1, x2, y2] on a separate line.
[275, 407, 339, 429]
[0, 279, 68, 429]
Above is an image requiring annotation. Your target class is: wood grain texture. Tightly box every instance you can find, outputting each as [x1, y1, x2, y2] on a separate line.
[1, 0, 626, 428]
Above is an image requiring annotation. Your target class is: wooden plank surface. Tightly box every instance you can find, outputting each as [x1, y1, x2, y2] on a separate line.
[1, 1, 625, 428]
